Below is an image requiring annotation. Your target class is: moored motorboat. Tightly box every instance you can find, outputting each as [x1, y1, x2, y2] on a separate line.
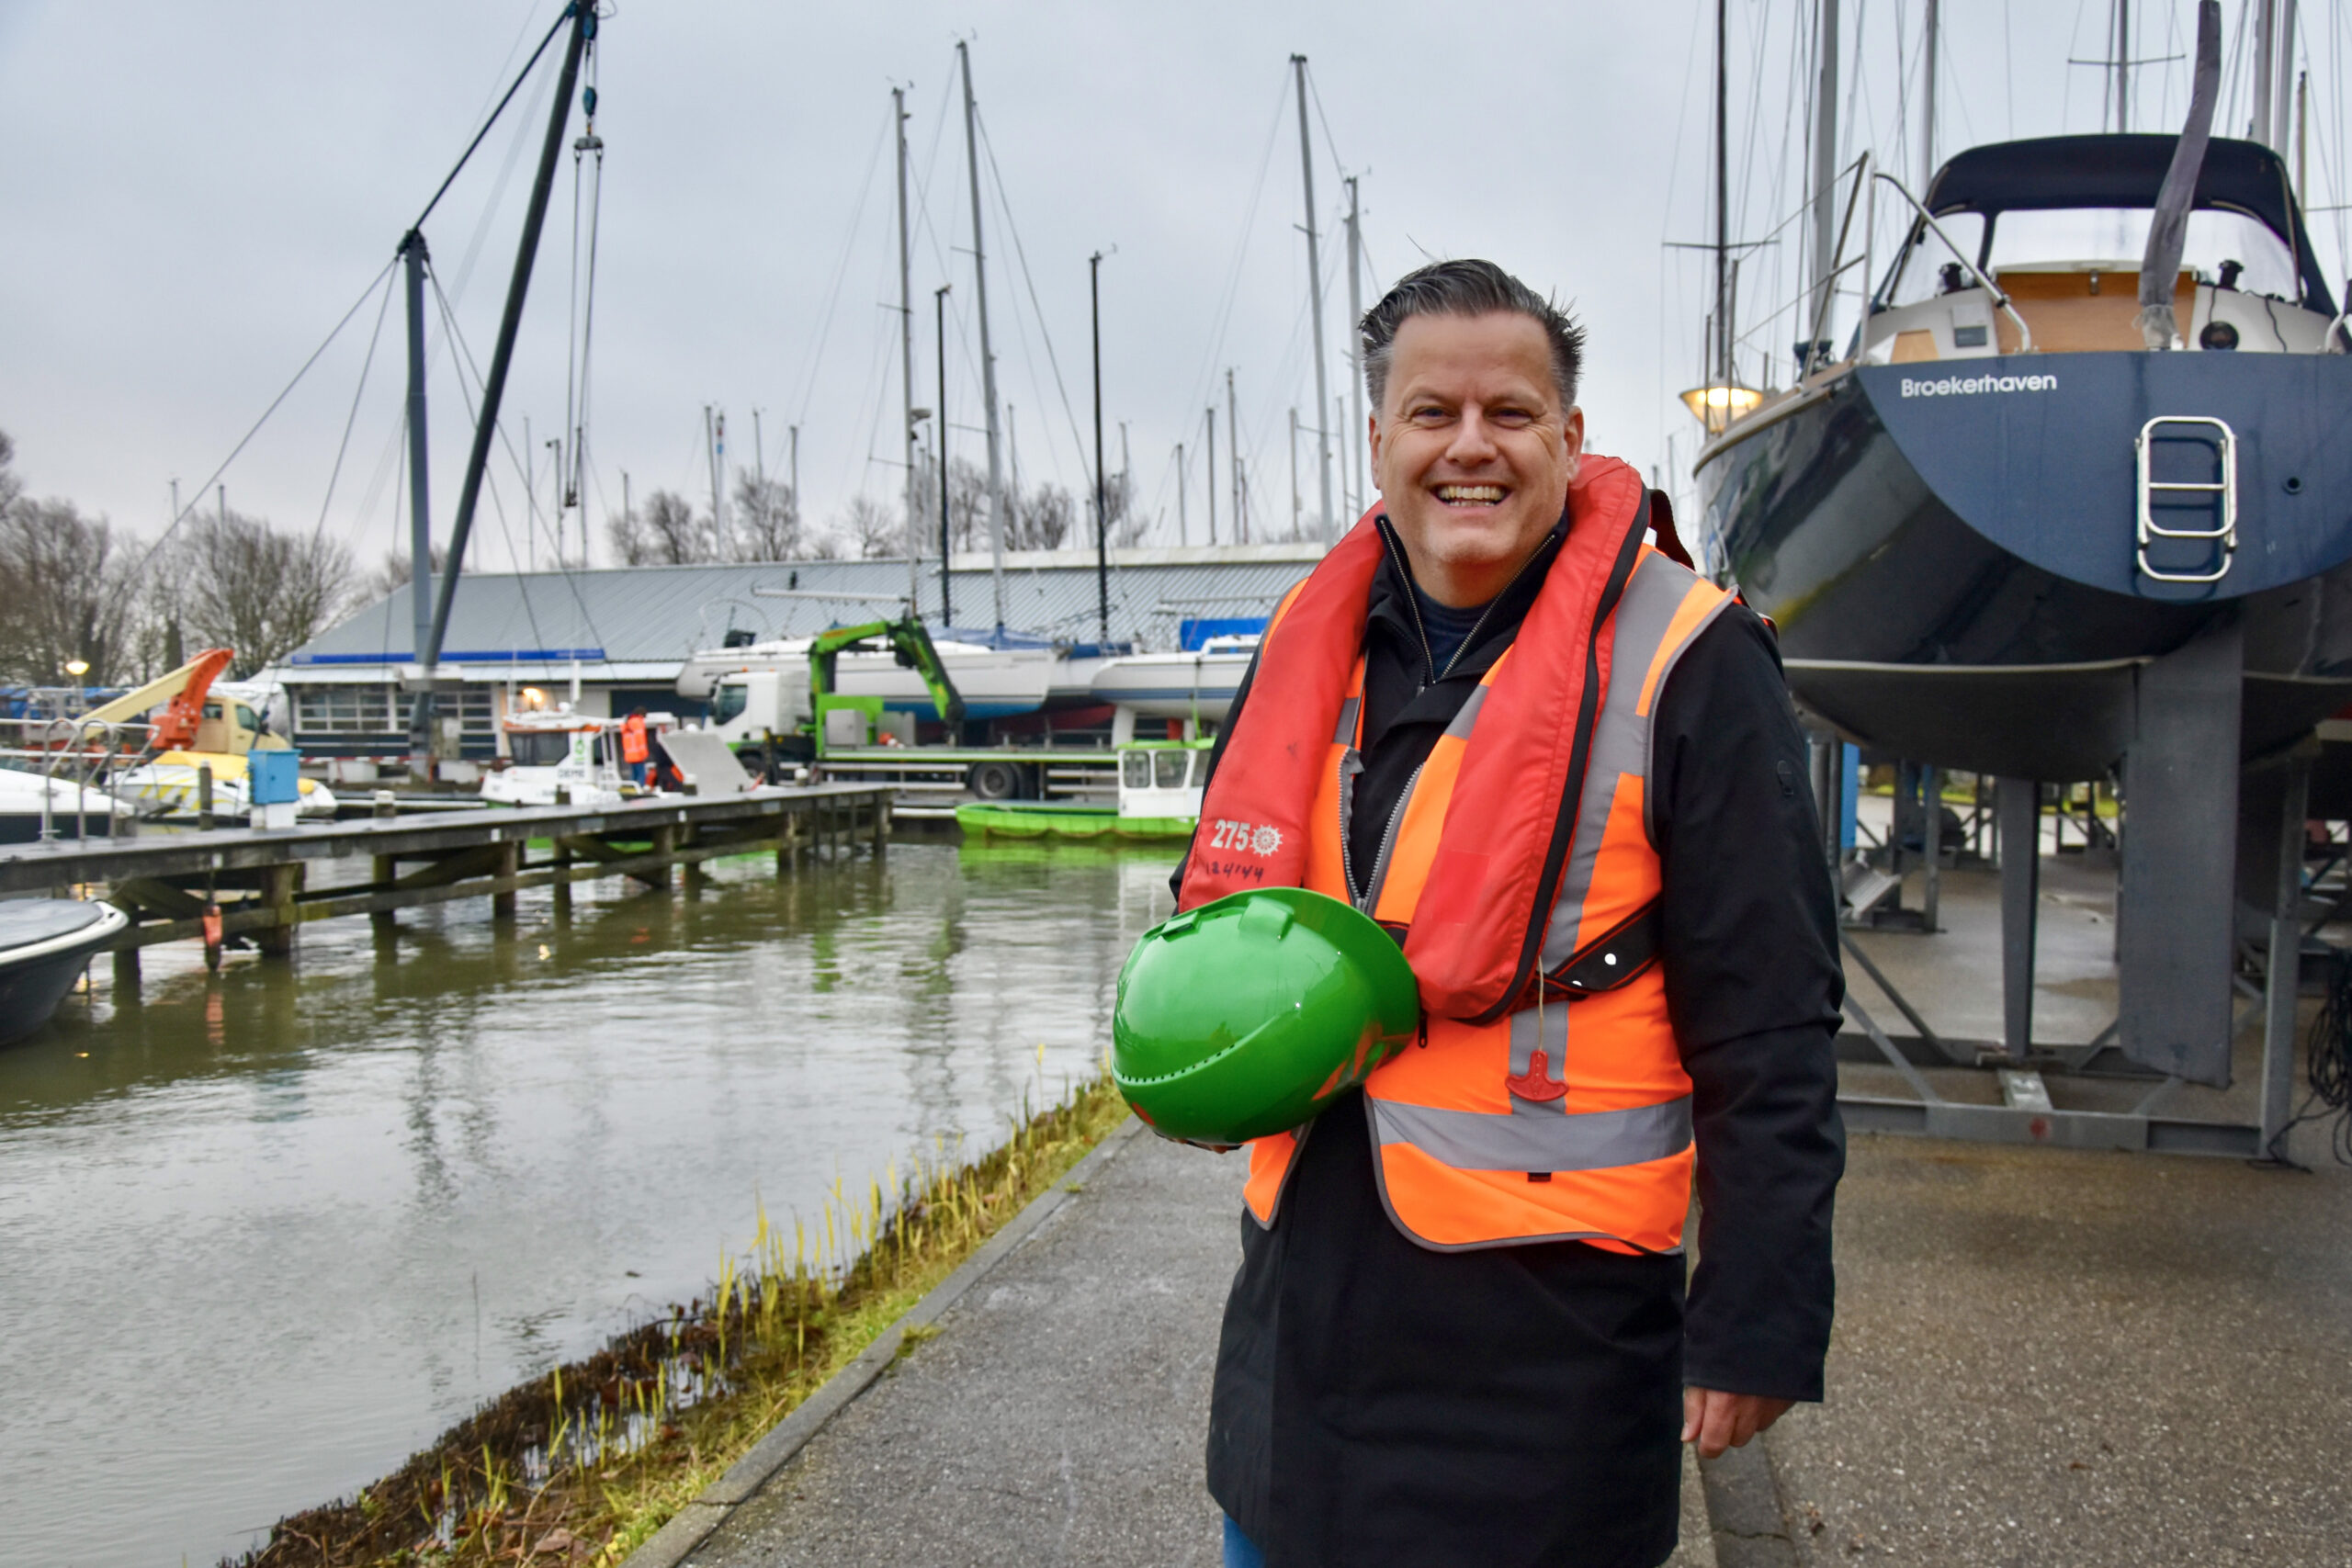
[0, 769, 130, 845]
[0, 898, 129, 1044]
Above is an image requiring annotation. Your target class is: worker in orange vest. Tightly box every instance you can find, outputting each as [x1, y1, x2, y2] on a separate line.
[1179, 261, 1844, 1568]
[619, 709, 650, 786]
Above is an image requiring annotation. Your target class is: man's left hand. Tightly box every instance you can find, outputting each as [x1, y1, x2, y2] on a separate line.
[1680, 1388, 1793, 1460]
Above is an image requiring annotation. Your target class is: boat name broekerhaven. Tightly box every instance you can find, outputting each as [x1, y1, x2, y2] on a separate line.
[1897, 373, 2057, 398]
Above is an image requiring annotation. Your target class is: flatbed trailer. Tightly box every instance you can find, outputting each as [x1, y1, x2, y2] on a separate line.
[813, 745, 1118, 807]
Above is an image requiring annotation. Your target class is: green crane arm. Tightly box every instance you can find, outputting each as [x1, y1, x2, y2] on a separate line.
[807, 617, 967, 728]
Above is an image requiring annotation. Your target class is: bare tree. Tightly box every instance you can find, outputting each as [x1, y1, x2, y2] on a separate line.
[831, 495, 904, 560]
[1082, 469, 1147, 549]
[730, 472, 801, 560]
[907, 456, 994, 554]
[368, 543, 449, 603]
[607, 489, 718, 566]
[175, 510, 357, 678]
[1008, 483, 1074, 550]
[0, 495, 142, 686]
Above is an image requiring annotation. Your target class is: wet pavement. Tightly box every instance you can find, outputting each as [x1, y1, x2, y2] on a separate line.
[673, 1125, 1717, 1568]
[670, 851, 2350, 1568]
[1767, 1131, 2352, 1565]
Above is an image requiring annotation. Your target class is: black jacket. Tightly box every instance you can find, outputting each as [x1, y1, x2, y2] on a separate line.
[1178, 516, 1846, 1567]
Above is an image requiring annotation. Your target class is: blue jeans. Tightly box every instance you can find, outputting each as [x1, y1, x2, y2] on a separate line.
[1223, 1516, 1265, 1568]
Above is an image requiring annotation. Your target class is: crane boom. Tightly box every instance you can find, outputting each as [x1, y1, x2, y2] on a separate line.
[77, 648, 235, 750]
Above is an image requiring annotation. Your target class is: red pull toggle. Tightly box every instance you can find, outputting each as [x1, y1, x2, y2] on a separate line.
[1504, 1048, 1568, 1102]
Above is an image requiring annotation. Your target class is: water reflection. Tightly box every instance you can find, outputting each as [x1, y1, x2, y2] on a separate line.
[0, 840, 1177, 1568]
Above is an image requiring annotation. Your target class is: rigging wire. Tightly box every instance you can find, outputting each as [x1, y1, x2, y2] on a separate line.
[427, 265, 562, 660]
[408, 5, 571, 236]
[308, 263, 401, 550]
[1180, 71, 1294, 456]
[976, 109, 1092, 494]
[793, 103, 894, 434]
[561, 35, 605, 560]
[447, 45, 560, 313]
[125, 255, 399, 579]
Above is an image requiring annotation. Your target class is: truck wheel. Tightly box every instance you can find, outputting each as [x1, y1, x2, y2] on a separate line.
[968, 760, 1023, 800]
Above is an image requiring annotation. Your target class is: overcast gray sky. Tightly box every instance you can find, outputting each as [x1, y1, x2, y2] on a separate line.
[4, 2, 2339, 584]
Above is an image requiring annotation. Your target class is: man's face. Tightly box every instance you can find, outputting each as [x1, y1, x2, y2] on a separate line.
[1369, 310, 1583, 607]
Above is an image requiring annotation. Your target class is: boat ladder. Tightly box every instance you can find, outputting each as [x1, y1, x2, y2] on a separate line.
[2135, 416, 2238, 584]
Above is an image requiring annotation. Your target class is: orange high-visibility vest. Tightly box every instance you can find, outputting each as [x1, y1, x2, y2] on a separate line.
[620, 714, 650, 765]
[1188, 457, 1734, 1254]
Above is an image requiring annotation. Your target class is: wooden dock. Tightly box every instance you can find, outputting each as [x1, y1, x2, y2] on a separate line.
[0, 784, 893, 975]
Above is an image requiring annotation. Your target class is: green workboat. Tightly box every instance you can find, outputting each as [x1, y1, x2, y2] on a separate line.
[955, 739, 1208, 842]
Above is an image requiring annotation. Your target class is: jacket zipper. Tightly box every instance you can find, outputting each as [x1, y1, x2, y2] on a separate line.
[1357, 763, 1424, 916]
[1380, 515, 1552, 688]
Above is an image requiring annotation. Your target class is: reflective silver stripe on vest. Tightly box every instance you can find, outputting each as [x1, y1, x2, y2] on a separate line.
[1355, 680, 1491, 916]
[1443, 682, 1488, 739]
[1539, 555, 1727, 971]
[1372, 1092, 1693, 1172]
[1333, 695, 1362, 746]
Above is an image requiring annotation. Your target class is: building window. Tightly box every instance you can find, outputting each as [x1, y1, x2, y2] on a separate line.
[294, 684, 395, 733]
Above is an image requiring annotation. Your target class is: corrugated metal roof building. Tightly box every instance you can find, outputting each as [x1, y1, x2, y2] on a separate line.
[271, 544, 1321, 757]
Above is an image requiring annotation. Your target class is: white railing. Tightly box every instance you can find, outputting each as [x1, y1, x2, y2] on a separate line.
[0, 716, 155, 842]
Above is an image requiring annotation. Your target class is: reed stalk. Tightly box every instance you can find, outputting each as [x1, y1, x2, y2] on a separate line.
[230, 1076, 1127, 1567]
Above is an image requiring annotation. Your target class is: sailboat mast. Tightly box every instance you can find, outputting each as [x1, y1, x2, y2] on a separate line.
[2254, 0, 2275, 148]
[1922, 0, 1939, 188]
[1344, 175, 1365, 520]
[1227, 368, 1242, 543]
[1713, 0, 1730, 389]
[956, 41, 1007, 634]
[895, 85, 920, 606]
[1205, 407, 1218, 545]
[2273, 0, 2299, 151]
[1291, 55, 1334, 543]
[411, 0, 592, 776]
[1091, 251, 1108, 644]
[2116, 0, 2131, 133]
[1807, 0, 1838, 373]
[401, 231, 433, 696]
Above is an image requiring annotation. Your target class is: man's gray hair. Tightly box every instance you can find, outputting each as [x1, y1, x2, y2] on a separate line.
[1360, 259, 1587, 412]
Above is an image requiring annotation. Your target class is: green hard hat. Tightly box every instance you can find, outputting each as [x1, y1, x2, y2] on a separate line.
[1113, 886, 1421, 1148]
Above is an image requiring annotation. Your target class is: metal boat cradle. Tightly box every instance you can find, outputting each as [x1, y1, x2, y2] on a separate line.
[1699, 131, 2351, 1137]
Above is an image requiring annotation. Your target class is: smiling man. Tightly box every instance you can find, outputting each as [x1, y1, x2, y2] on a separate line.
[1173, 260, 1847, 1568]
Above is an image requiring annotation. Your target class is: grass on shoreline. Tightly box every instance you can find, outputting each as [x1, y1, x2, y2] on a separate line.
[232, 1077, 1131, 1567]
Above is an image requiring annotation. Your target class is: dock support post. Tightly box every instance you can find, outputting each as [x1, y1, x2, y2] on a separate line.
[492, 839, 520, 920]
[1998, 777, 2041, 1062]
[111, 942, 140, 998]
[649, 824, 675, 889]
[871, 791, 888, 853]
[2119, 622, 2244, 1086]
[371, 851, 398, 937]
[256, 863, 299, 957]
[1920, 763, 1941, 933]
[552, 837, 573, 916]
[2259, 746, 2314, 1159]
[683, 827, 707, 895]
[776, 811, 797, 874]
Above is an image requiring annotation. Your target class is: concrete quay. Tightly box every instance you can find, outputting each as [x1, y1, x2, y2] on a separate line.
[625, 856, 2348, 1568]
[641, 1110, 2346, 1568]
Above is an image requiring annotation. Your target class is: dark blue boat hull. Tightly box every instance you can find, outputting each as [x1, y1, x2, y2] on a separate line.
[1702, 352, 2352, 780]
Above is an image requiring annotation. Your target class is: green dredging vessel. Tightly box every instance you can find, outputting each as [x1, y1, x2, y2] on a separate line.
[955, 739, 1208, 842]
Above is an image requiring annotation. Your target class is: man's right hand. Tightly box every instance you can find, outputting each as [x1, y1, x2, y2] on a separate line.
[1680, 1387, 1792, 1460]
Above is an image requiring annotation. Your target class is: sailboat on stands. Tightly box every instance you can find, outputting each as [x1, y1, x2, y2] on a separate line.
[1693, 0, 2349, 1098]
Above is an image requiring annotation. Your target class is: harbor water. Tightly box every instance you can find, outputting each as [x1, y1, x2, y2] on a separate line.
[0, 838, 1177, 1568]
